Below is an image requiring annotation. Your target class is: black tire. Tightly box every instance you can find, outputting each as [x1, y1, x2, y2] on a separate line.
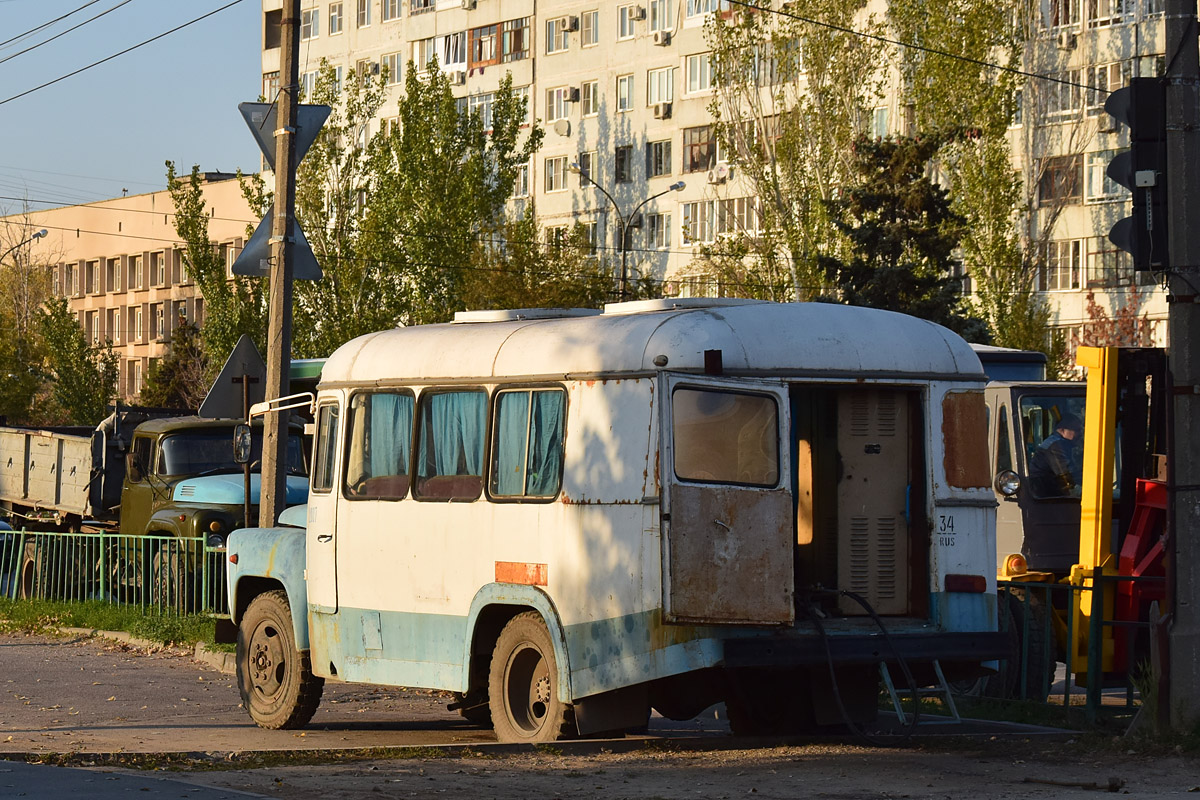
[1010, 590, 1053, 701]
[105, 540, 144, 605]
[237, 589, 324, 730]
[18, 540, 40, 600]
[488, 612, 574, 743]
[151, 544, 199, 613]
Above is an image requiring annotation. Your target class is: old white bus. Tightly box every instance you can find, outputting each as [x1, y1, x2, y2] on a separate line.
[225, 299, 1006, 741]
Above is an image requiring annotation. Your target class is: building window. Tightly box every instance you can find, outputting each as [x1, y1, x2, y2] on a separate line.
[648, 66, 674, 105]
[618, 5, 637, 39]
[490, 389, 567, 499]
[648, 212, 672, 248]
[514, 163, 530, 198]
[439, 31, 468, 70]
[413, 38, 436, 72]
[86, 260, 99, 294]
[111, 308, 121, 344]
[577, 150, 596, 185]
[357, 0, 371, 26]
[1086, 62, 1127, 115]
[152, 251, 166, 286]
[646, 139, 672, 177]
[581, 10, 599, 46]
[686, 0, 727, 18]
[1038, 154, 1082, 206]
[107, 257, 122, 292]
[546, 16, 571, 54]
[1045, 0, 1078, 28]
[544, 226, 568, 251]
[299, 70, 318, 99]
[871, 106, 889, 138]
[1086, 0, 1126, 27]
[1041, 239, 1083, 290]
[383, 52, 402, 84]
[133, 360, 143, 395]
[329, 3, 343, 34]
[381, 0, 400, 20]
[546, 86, 572, 122]
[615, 145, 634, 183]
[1086, 149, 1127, 202]
[470, 24, 499, 68]
[408, 0, 433, 16]
[1044, 70, 1081, 120]
[650, 0, 673, 31]
[686, 53, 713, 94]
[580, 80, 599, 116]
[682, 200, 715, 244]
[130, 254, 143, 290]
[300, 8, 318, 39]
[616, 74, 634, 111]
[263, 70, 280, 100]
[683, 125, 716, 173]
[502, 18, 530, 62]
[468, 93, 495, 130]
[718, 197, 761, 235]
[134, 306, 144, 342]
[514, 85, 532, 125]
[545, 156, 568, 192]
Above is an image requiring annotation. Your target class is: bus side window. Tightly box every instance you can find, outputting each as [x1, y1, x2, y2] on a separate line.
[343, 391, 415, 499]
[490, 388, 566, 499]
[415, 389, 487, 501]
[312, 403, 340, 493]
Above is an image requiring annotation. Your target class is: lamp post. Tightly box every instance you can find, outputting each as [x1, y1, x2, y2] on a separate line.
[0, 228, 47, 263]
[569, 164, 684, 301]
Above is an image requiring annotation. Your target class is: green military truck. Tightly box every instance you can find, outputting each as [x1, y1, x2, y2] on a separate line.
[0, 411, 307, 603]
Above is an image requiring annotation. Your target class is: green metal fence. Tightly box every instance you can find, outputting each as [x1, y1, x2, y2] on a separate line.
[0, 528, 228, 616]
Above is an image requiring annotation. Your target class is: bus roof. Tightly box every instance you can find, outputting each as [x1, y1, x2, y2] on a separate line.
[319, 299, 985, 386]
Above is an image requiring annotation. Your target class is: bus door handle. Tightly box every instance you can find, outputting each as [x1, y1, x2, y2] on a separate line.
[317, 534, 333, 543]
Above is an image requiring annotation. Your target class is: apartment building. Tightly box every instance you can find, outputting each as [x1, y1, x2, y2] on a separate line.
[1, 175, 254, 401]
[271, 0, 1168, 346]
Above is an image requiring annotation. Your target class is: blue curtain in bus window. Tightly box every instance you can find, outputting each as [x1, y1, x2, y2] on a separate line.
[421, 391, 486, 477]
[493, 391, 530, 495]
[527, 391, 564, 496]
[369, 393, 412, 476]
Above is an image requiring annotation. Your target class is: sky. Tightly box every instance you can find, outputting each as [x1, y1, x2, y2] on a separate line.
[0, 0, 262, 213]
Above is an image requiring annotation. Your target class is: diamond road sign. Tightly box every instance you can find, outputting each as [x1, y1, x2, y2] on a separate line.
[232, 102, 331, 281]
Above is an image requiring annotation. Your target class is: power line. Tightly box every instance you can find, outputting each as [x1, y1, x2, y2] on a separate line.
[725, 0, 1105, 95]
[0, 0, 248, 108]
[0, 0, 103, 50]
[0, 1, 134, 67]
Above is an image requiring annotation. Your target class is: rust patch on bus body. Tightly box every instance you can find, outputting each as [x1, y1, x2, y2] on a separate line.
[495, 561, 548, 586]
[942, 390, 990, 489]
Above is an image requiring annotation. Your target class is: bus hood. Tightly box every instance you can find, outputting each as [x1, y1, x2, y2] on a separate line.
[172, 473, 309, 506]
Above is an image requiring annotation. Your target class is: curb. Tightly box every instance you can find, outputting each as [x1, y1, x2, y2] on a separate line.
[56, 626, 235, 675]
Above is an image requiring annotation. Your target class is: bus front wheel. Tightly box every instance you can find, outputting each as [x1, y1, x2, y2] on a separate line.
[488, 612, 574, 742]
[237, 590, 324, 730]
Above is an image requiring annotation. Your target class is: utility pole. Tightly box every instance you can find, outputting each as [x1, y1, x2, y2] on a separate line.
[259, 0, 300, 528]
[1164, 0, 1200, 731]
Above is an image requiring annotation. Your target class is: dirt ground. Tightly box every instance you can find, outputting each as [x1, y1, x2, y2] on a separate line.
[147, 741, 1199, 800]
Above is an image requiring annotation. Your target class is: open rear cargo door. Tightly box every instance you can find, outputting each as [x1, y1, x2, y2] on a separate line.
[660, 374, 793, 625]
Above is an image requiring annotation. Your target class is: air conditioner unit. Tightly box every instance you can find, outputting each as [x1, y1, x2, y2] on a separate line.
[652, 30, 671, 46]
[632, 5, 647, 20]
[559, 15, 579, 31]
[461, 0, 476, 8]
[652, 101, 672, 119]
[567, 86, 581, 102]
[450, 71, 467, 85]
[707, 161, 730, 184]
[1056, 31, 1077, 50]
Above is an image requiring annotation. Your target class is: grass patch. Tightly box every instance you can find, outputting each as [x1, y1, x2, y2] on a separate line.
[0, 597, 217, 647]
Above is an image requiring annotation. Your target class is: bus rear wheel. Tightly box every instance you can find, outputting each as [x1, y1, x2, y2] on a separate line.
[488, 612, 574, 742]
[237, 590, 324, 730]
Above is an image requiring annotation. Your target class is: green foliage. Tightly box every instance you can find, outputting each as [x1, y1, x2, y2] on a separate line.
[0, 311, 43, 423]
[38, 297, 119, 425]
[139, 322, 208, 409]
[703, 0, 885, 299]
[0, 221, 53, 424]
[462, 212, 615, 311]
[0, 597, 217, 647]
[363, 61, 544, 328]
[819, 135, 988, 341]
[166, 162, 268, 373]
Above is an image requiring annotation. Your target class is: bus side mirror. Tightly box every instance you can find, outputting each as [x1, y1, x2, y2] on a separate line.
[233, 424, 252, 465]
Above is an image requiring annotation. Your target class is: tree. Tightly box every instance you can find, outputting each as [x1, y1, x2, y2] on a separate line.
[819, 135, 988, 341]
[701, 0, 886, 300]
[140, 321, 208, 409]
[460, 212, 615, 311]
[0, 214, 55, 423]
[39, 297, 119, 425]
[362, 62, 543, 328]
[166, 162, 268, 375]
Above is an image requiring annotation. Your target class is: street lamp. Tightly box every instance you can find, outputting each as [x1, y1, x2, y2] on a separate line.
[569, 163, 684, 301]
[1, 229, 47, 263]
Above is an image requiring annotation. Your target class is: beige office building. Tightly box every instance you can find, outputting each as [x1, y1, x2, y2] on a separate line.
[1, 175, 254, 401]
[267, 0, 1172, 352]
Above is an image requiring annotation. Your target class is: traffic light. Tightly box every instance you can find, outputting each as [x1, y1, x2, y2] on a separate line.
[1105, 78, 1168, 271]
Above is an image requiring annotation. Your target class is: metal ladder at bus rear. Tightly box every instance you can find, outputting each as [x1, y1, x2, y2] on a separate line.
[880, 659, 961, 725]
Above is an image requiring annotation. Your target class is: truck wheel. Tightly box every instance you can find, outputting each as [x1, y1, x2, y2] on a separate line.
[151, 545, 198, 613]
[105, 540, 144, 605]
[1011, 591, 1053, 702]
[237, 589, 324, 730]
[18, 540, 40, 600]
[488, 612, 574, 742]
